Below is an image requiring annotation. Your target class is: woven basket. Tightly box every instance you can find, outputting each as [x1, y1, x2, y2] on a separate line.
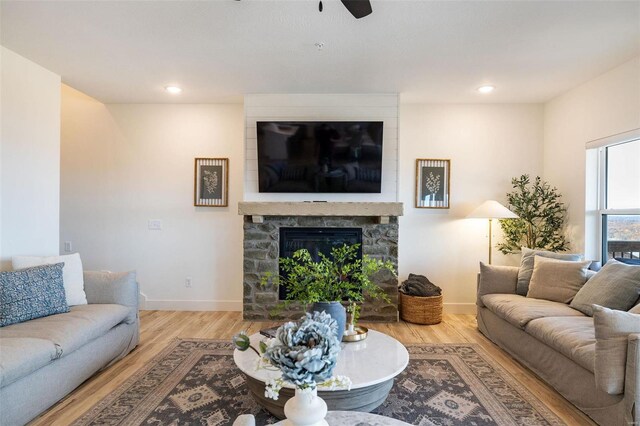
[399, 292, 443, 325]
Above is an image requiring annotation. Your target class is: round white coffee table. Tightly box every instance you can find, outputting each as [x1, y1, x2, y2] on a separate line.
[274, 411, 411, 425]
[233, 329, 409, 419]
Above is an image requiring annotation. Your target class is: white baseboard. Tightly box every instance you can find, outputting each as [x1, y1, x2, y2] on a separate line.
[137, 294, 475, 315]
[141, 297, 242, 312]
[443, 303, 477, 315]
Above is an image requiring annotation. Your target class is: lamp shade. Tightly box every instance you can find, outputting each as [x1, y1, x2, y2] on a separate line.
[466, 200, 518, 219]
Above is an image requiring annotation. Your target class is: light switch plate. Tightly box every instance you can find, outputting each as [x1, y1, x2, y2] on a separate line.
[148, 219, 162, 230]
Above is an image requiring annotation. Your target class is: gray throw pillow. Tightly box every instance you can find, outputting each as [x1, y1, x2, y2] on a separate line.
[516, 247, 584, 296]
[527, 256, 590, 303]
[570, 260, 640, 316]
[0, 263, 69, 327]
[477, 262, 518, 307]
[593, 305, 640, 395]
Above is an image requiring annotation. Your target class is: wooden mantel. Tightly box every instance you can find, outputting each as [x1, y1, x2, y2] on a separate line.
[238, 201, 403, 224]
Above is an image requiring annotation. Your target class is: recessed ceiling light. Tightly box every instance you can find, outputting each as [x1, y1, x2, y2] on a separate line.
[165, 86, 182, 94]
[477, 85, 495, 94]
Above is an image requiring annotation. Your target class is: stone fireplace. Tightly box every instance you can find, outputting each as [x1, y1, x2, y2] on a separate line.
[239, 202, 402, 321]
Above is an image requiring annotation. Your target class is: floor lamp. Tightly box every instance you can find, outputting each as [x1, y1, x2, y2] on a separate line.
[467, 200, 519, 264]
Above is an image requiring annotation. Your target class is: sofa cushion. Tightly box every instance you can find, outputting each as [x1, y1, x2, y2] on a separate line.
[0, 263, 69, 327]
[0, 337, 61, 387]
[0, 304, 130, 357]
[517, 247, 583, 296]
[570, 259, 640, 316]
[527, 256, 590, 303]
[593, 305, 640, 395]
[525, 316, 596, 372]
[481, 294, 584, 329]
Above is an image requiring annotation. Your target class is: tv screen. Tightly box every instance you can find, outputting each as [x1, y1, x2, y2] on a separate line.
[256, 121, 384, 193]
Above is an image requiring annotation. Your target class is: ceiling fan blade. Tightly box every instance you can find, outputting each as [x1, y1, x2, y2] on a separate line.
[341, 0, 372, 19]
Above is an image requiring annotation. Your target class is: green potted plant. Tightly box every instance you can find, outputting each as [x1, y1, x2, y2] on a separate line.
[262, 243, 396, 341]
[498, 174, 570, 254]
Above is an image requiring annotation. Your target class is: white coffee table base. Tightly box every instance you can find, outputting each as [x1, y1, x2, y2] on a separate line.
[245, 375, 394, 419]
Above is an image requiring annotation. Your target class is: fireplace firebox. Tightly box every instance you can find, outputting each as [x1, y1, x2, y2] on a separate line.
[278, 227, 363, 300]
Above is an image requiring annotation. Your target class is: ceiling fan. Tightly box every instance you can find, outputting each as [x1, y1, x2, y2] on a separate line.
[236, 0, 372, 20]
[319, 0, 372, 19]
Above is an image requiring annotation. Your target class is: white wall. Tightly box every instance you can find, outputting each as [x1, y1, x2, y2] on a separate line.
[243, 97, 544, 313]
[60, 85, 244, 309]
[399, 104, 544, 313]
[62, 90, 545, 313]
[544, 57, 640, 258]
[244, 94, 398, 202]
[0, 47, 61, 270]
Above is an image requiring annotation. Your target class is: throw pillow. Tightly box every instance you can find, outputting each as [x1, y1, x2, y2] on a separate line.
[593, 305, 640, 395]
[516, 247, 583, 296]
[527, 256, 591, 303]
[12, 253, 87, 306]
[477, 262, 518, 305]
[570, 259, 640, 316]
[0, 263, 69, 327]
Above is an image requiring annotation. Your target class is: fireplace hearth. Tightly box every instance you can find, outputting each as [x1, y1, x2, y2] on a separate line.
[240, 202, 402, 322]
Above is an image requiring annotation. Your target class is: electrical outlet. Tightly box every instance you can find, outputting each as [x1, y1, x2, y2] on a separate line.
[185, 277, 192, 288]
[148, 219, 162, 230]
[64, 241, 72, 252]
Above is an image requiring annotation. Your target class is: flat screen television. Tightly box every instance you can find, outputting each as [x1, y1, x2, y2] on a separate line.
[256, 121, 384, 193]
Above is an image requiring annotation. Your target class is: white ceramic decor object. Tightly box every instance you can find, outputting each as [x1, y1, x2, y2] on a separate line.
[283, 387, 328, 426]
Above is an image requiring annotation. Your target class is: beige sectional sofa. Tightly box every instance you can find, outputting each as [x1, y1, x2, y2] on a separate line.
[477, 264, 639, 426]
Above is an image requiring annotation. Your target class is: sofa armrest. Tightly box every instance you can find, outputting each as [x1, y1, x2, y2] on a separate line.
[477, 263, 519, 307]
[625, 333, 640, 425]
[84, 270, 138, 311]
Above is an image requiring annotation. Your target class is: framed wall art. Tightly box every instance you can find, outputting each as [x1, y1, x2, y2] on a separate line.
[194, 158, 229, 207]
[415, 159, 450, 209]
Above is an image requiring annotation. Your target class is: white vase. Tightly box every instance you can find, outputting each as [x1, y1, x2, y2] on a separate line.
[283, 387, 329, 426]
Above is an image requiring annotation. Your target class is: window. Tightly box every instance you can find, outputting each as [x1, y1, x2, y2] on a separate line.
[598, 138, 640, 264]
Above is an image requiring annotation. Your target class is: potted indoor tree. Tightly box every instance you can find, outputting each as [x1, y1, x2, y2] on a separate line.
[498, 174, 570, 254]
[262, 243, 395, 341]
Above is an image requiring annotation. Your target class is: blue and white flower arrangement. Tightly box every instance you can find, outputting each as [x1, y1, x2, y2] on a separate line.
[232, 311, 351, 401]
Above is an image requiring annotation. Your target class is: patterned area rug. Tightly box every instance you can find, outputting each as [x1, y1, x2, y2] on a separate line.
[73, 339, 564, 426]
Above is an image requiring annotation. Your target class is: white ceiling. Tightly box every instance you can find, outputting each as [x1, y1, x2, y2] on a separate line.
[1, 0, 638, 104]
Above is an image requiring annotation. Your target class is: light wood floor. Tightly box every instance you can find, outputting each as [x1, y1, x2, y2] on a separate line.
[30, 311, 595, 426]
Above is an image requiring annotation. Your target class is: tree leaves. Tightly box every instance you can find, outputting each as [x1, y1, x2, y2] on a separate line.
[497, 174, 569, 255]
